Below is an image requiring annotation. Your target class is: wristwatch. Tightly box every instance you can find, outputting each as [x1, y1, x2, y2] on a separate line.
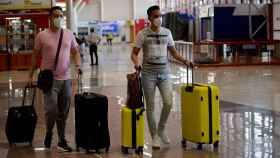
[134, 65, 141, 70]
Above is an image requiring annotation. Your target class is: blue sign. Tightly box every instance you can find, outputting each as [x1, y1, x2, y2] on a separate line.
[101, 22, 119, 36]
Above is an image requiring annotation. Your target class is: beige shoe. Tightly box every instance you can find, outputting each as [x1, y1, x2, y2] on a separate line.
[152, 135, 161, 149]
[158, 132, 170, 144]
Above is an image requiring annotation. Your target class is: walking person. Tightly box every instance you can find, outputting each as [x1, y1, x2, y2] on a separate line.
[131, 5, 192, 149]
[106, 32, 113, 46]
[87, 28, 101, 65]
[29, 6, 81, 152]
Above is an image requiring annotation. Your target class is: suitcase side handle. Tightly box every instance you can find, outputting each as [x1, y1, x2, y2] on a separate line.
[22, 84, 36, 107]
[136, 108, 145, 120]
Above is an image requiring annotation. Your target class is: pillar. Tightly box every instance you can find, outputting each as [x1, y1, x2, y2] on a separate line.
[100, 0, 104, 21]
[66, 0, 74, 31]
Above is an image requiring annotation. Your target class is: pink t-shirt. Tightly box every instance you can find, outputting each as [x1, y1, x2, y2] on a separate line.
[34, 29, 78, 80]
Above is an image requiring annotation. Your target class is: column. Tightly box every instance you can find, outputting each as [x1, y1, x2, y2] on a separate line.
[130, 0, 136, 43]
[73, 9, 78, 33]
[66, 0, 74, 31]
[100, 0, 104, 21]
[132, 0, 136, 20]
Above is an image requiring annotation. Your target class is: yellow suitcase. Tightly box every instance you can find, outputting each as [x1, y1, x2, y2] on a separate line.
[181, 67, 220, 150]
[121, 106, 145, 154]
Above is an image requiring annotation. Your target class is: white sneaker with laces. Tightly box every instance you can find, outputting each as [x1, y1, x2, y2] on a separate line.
[152, 135, 161, 149]
[158, 132, 170, 144]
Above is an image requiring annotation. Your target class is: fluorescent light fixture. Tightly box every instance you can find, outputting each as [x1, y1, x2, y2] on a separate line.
[5, 17, 20, 20]
[56, 2, 66, 11]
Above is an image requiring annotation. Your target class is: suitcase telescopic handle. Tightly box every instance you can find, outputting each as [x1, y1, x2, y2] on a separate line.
[22, 84, 36, 107]
[137, 70, 146, 109]
[186, 65, 194, 91]
[77, 75, 83, 94]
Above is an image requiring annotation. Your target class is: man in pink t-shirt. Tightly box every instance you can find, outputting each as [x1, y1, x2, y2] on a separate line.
[29, 6, 81, 152]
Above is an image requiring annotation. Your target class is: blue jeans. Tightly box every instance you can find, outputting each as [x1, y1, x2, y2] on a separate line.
[141, 71, 173, 138]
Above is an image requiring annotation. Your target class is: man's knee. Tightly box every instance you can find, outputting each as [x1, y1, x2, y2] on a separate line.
[45, 108, 58, 121]
[163, 98, 173, 110]
[145, 101, 155, 112]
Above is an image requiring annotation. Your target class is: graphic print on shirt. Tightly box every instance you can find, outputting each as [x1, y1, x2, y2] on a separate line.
[145, 34, 168, 65]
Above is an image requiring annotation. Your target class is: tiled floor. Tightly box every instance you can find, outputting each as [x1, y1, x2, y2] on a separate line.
[0, 44, 280, 158]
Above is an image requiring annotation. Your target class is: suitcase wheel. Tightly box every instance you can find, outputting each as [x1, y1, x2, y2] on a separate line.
[95, 149, 100, 154]
[213, 141, 219, 148]
[121, 146, 129, 154]
[76, 146, 80, 152]
[181, 139, 187, 148]
[135, 147, 143, 155]
[197, 144, 203, 150]
[105, 147, 110, 152]
[9, 143, 15, 148]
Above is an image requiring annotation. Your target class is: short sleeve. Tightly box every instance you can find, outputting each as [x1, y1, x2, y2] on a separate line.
[34, 32, 43, 51]
[167, 30, 175, 47]
[70, 33, 79, 53]
[135, 31, 144, 48]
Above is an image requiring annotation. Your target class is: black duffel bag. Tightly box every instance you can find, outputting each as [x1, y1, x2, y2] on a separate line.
[37, 70, 54, 92]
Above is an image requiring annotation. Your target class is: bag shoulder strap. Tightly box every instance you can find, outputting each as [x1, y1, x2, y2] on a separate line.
[54, 29, 64, 70]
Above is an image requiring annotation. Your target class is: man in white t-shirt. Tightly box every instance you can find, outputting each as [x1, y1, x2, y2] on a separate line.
[87, 28, 101, 65]
[131, 5, 192, 149]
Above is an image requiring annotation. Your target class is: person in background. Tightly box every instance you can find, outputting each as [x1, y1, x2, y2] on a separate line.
[106, 32, 113, 46]
[73, 33, 84, 59]
[29, 6, 81, 152]
[86, 28, 101, 65]
[74, 33, 82, 45]
[131, 5, 192, 149]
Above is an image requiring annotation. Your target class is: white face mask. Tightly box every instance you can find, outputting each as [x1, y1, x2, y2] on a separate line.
[53, 17, 63, 29]
[153, 17, 162, 27]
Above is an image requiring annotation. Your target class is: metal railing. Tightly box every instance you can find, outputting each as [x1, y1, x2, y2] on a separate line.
[168, 41, 193, 63]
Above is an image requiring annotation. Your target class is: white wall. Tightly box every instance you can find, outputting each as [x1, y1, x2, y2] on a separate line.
[135, 0, 156, 19]
[77, 0, 156, 21]
[78, 1, 100, 21]
[103, 0, 132, 21]
[273, 0, 280, 39]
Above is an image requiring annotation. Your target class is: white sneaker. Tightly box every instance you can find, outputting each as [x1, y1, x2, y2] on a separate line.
[152, 135, 161, 149]
[158, 132, 170, 144]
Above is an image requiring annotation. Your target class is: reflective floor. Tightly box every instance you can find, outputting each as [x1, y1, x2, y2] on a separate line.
[0, 44, 280, 158]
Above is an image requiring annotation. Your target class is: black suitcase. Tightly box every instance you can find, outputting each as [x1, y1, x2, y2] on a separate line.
[75, 79, 110, 153]
[5, 85, 37, 146]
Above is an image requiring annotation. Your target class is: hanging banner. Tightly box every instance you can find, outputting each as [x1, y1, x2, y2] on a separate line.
[0, 0, 52, 11]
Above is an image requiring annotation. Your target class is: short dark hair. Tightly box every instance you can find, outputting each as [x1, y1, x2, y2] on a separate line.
[90, 28, 95, 33]
[147, 5, 160, 17]
[49, 6, 63, 16]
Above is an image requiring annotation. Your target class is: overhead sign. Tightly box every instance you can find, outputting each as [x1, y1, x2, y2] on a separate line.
[101, 22, 120, 36]
[0, 0, 52, 11]
[199, 5, 214, 18]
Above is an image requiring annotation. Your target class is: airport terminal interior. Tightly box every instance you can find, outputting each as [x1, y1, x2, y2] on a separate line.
[0, 0, 280, 158]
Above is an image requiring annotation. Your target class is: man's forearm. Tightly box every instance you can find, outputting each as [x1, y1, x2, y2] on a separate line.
[173, 51, 187, 63]
[74, 50, 81, 67]
[29, 51, 38, 78]
[169, 47, 190, 64]
[131, 53, 139, 66]
[131, 47, 141, 66]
